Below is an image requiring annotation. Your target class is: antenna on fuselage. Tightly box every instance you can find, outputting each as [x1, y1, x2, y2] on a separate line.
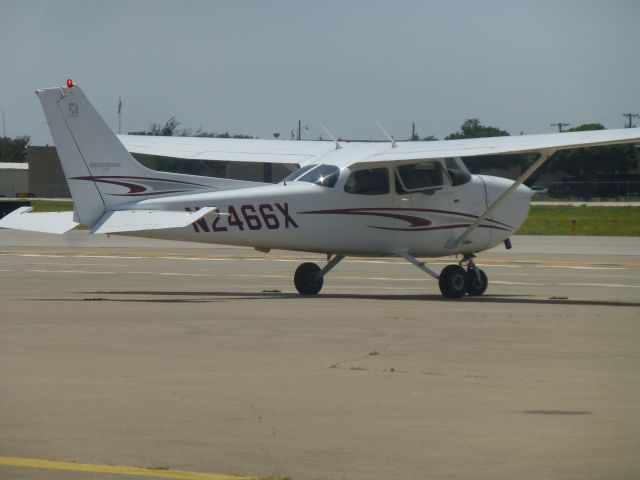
[374, 118, 396, 148]
[317, 119, 341, 150]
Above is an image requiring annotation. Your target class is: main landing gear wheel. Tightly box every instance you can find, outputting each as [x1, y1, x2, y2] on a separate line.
[466, 268, 488, 296]
[294, 262, 323, 295]
[438, 265, 467, 298]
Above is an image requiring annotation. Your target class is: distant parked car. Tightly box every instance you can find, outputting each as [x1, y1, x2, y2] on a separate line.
[547, 185, 573, 197]
[530, 185, 548, 195]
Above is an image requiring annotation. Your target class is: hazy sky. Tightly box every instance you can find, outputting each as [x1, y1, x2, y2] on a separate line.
[1, 0, 639, 145]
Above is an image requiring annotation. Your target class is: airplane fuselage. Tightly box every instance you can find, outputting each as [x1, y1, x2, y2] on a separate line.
[129, 170, 531, 257]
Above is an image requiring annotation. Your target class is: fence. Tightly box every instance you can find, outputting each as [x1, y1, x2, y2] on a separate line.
[531, 181, 640, 199]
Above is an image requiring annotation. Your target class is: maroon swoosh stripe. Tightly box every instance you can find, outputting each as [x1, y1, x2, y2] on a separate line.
[298, 207, 514, 230]
[70, 176, 210, 196]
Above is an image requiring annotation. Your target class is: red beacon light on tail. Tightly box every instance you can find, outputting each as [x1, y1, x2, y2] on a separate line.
[66, 79, 74, 88]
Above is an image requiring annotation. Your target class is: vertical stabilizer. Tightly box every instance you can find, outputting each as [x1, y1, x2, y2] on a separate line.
[36, 86, 110, 225]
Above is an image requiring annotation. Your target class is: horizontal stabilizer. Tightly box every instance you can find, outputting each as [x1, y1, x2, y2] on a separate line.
[0, 207, 79, 234]
[90, 207, 217, 235]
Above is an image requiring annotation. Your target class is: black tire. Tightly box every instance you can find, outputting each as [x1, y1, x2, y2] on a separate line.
[438, 264, 467, 298]
[294, 262, 323, 295]
[466, 268, 488, 296]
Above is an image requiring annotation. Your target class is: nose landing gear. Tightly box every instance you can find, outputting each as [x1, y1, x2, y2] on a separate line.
[465, 266, 488, 296]
[438, 254, 488, 298]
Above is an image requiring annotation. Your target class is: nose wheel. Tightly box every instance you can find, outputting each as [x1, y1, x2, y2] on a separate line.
[465, 267, 488, 296]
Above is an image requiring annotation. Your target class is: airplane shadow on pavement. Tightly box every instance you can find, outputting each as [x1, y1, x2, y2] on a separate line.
[76, 290, 640, 308]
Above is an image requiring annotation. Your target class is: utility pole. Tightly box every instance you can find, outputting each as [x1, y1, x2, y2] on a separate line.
[296, 120, 308, 141]
[622, 113, 640, 128]
[550, 122, 570, 132]
[1, 110, 5, 137]
[411, 121, 419, 141]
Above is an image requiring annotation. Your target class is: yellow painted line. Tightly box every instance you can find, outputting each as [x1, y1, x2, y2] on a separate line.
[0, 456, 253, 480]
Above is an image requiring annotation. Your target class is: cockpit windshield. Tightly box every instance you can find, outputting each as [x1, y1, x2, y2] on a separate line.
[283, 164, 340, 188]
[444, 157, 472, 186]
[283, 164, 317, 183]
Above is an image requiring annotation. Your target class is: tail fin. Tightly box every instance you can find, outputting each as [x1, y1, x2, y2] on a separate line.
[36, 83, 260, 226]
[37, 86, 109, 225]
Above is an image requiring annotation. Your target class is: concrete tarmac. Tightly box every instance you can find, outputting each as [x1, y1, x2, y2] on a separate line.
[1, 231, 639, 480]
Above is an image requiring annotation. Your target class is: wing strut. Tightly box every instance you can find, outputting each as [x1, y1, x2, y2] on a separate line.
[446, 149, 556, 250]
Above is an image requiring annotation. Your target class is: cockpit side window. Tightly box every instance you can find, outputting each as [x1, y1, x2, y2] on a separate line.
[395, 161, 446, 194]
[298, 164, 340, 188]
[344, 168, 390, 195]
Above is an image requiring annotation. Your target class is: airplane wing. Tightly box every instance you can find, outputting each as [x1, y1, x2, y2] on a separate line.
[120, 128, 640, 169]
[118, 135, 335, 165]
[362, 128, 640, 165]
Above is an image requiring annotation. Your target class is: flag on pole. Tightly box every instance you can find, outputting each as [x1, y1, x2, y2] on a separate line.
[117, 97, 122, 114]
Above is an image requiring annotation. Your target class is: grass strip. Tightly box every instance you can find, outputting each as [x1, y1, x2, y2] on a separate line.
[30, 199, 74, 212]
[517, 205, 640, 236]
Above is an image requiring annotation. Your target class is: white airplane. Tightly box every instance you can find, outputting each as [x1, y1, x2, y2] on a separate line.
[2, 81, 639, 297]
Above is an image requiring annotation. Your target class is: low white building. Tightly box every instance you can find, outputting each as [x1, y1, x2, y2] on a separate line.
[0, 162, 29, 197]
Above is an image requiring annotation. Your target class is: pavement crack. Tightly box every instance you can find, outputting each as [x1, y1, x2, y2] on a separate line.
[249, 404, 281, 477]
[328, 335, 409, 370]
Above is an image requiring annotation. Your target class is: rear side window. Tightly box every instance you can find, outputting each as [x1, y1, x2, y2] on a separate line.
[396, 161, 445, 193]
[344, 168, 389, 195]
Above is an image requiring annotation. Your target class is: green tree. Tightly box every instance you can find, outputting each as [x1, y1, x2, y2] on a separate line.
[544, 123, 639, 177]
[213, 132, 254, 139]
[422, 135, 438, 141]
[149, 117, 181, 136]
[445, 119, 531, 174]
[0, 135, 31, 162]
[445, 118, 509, 140]
[148, 118, 253, 139]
